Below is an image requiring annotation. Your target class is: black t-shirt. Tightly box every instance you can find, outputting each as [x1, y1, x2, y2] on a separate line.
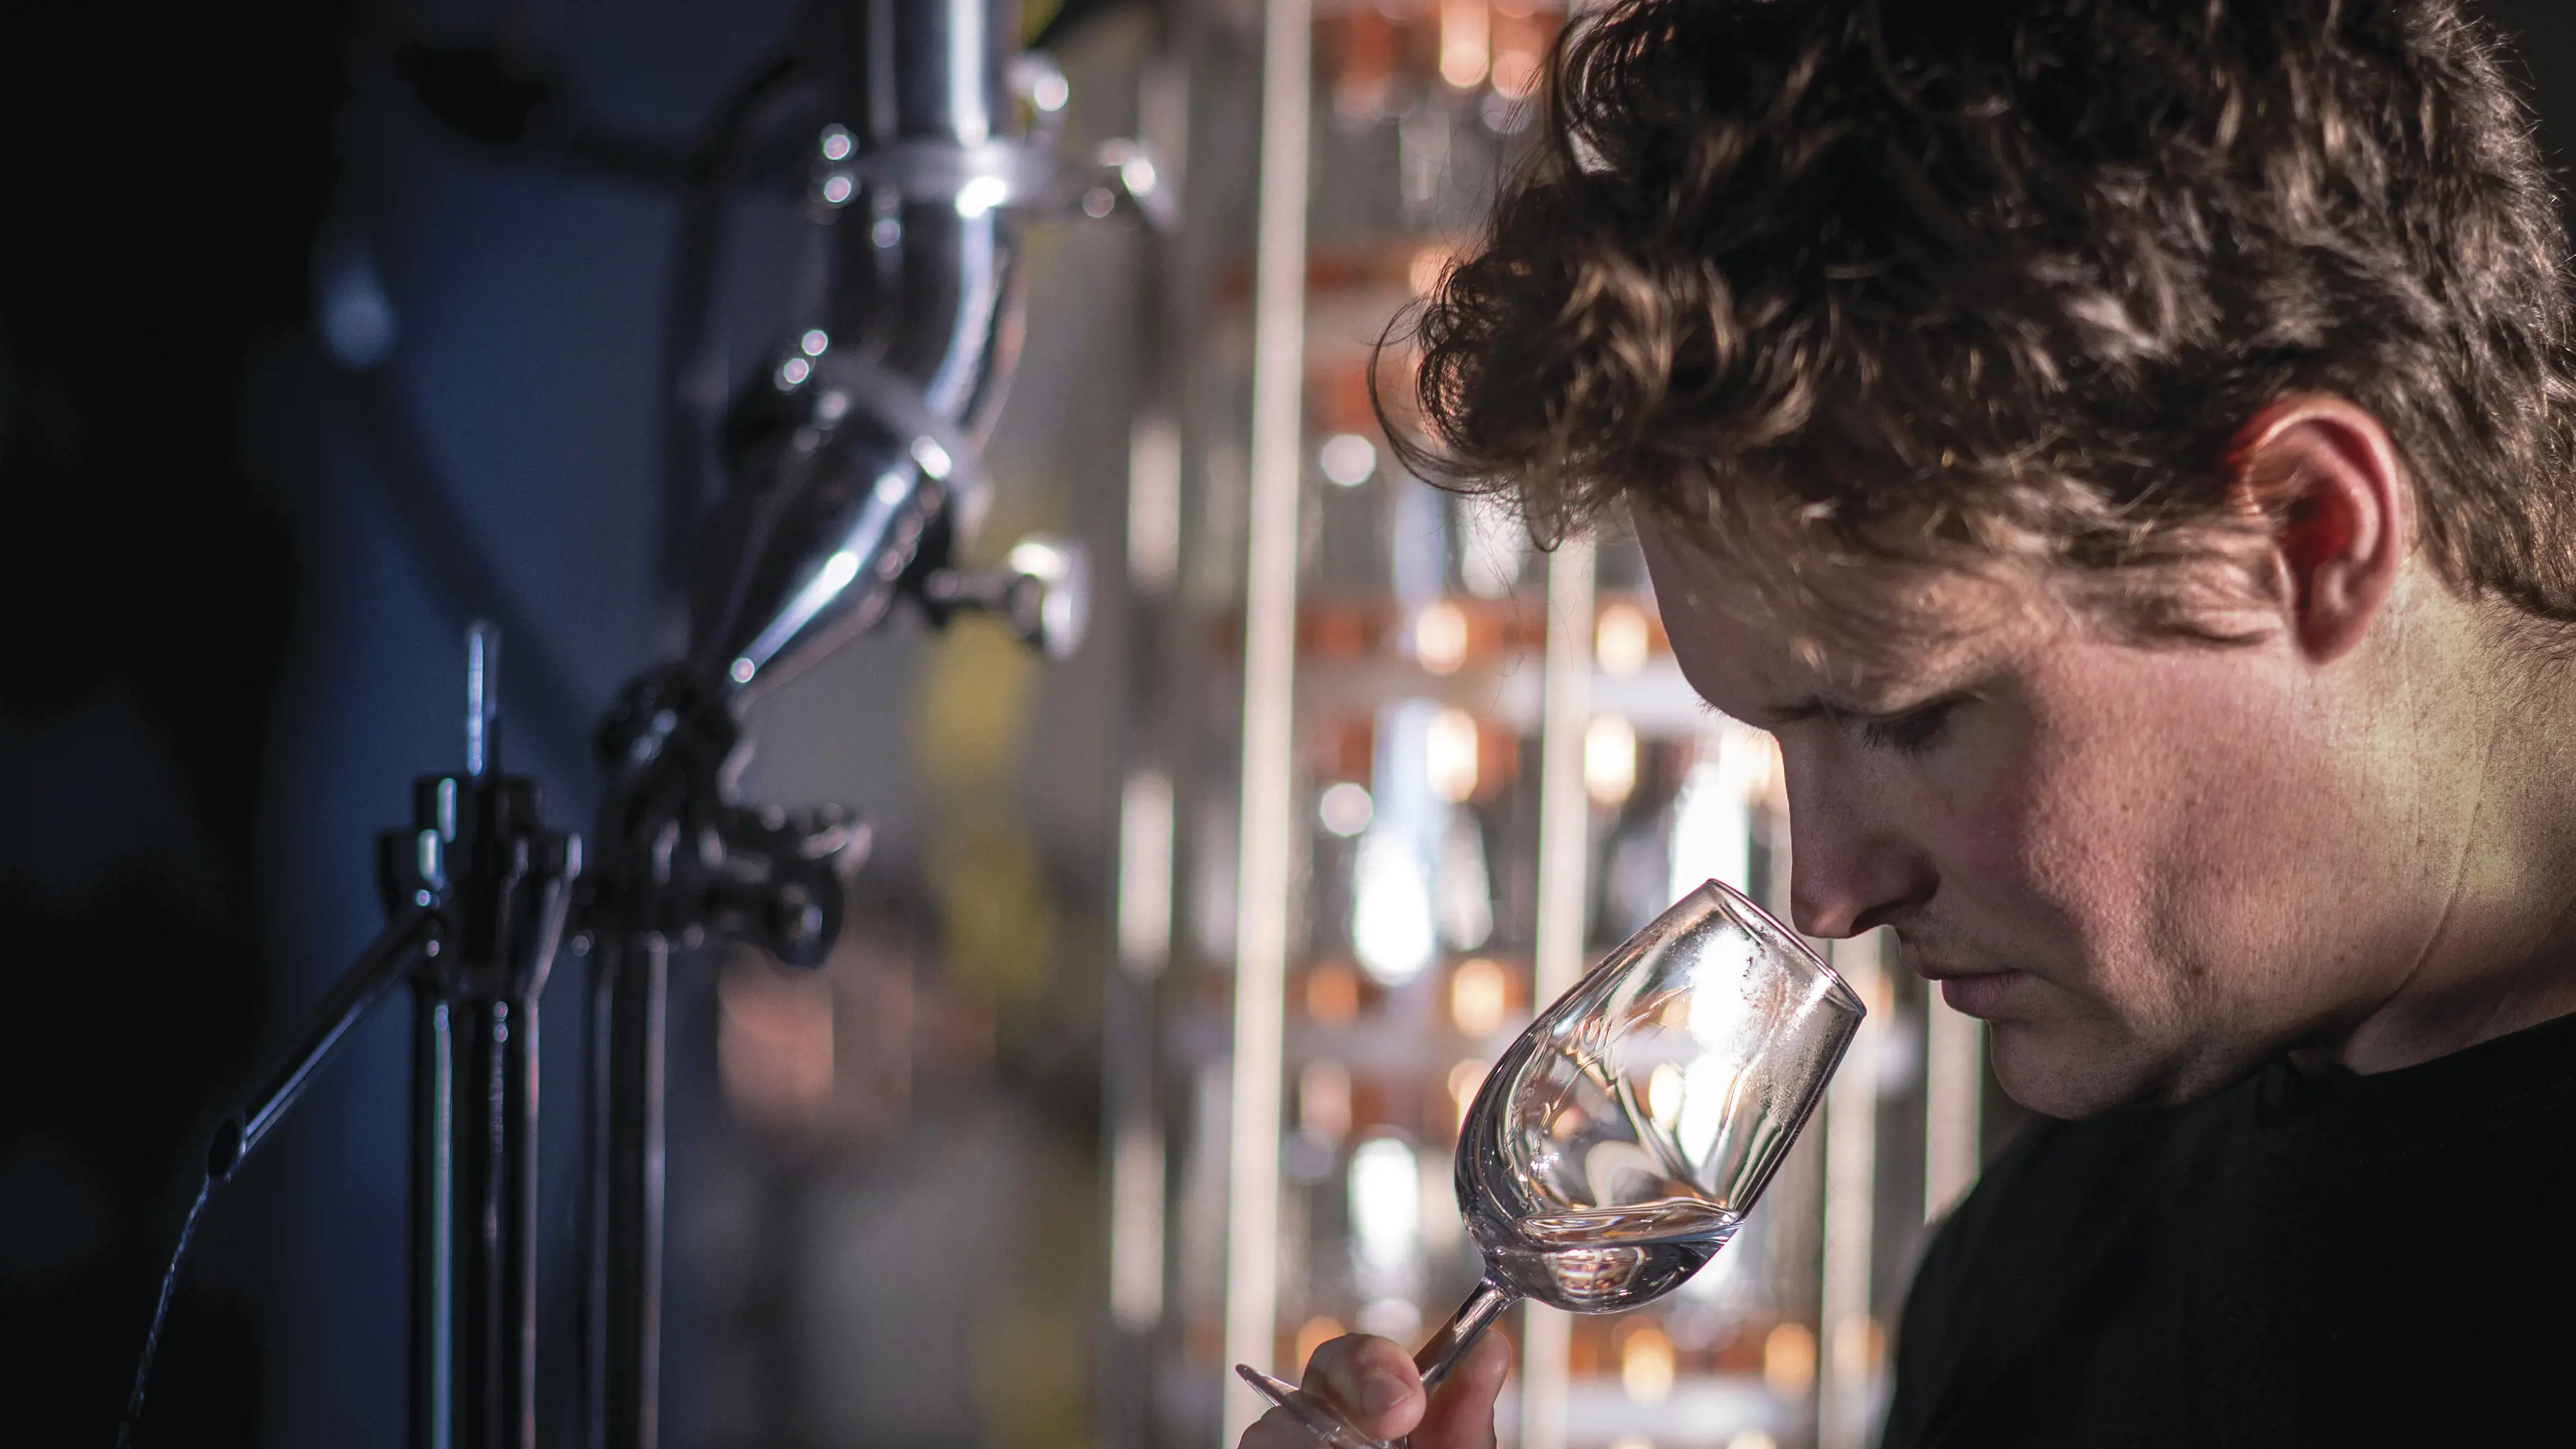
[1881, 1009, 2576, 1448]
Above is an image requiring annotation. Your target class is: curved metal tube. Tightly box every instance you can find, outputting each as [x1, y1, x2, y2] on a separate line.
[593, 9, 1038, 1449]
[688, 0, 1031, 698]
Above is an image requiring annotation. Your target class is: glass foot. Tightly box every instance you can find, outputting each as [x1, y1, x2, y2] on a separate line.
[1234, 1364, 1396, 1449]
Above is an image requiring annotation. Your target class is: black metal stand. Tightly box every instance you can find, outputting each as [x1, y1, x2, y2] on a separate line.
[126, 6, 1120, 1440]
[577, 668, 864, 1449]
[384, 738, 577, 1449]
[188, 626, 577, 1449]
[587, 928, 666, 1449]
[409, 989, 540, 1449]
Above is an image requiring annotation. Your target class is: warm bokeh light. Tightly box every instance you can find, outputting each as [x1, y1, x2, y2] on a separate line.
[1410, 244, 1452, 298]
[717, 960, 835, 1128]
[1595, 601, 1653, 675]
[1306, 960, 1361, 1024]
[1295, 1316, 1347, 1369]
[1415, 601, 1469, 675]
[1300, 1058, 1354, 1144]
[1620, 1325, 1675, 1403]
[1439, 0, 1489, 88]
[1585, 713, 1639, 807]
[1428, 707, 1481, 802]
[1764, 1320, 1818, 1396]
[1831, 1313, 1886, 1379]
[1745, 729, 1786, 814]
[1450, 956, 1509, 1036]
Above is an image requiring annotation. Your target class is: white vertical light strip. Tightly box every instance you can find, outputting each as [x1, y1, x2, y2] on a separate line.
[1532, 539, 1597, 1002]
[1817, 938, 1884, 1449]
[1111, 1123, 1169, 1332]
[1520, 536, 1596, 1449]
[1119, 770, 1175, 977]
[1221, 0, 1313, 1440]
[1139, 55, 1192, 202]
[1129, 413, 1183, 595]
[1923, 992, 1986, 1222]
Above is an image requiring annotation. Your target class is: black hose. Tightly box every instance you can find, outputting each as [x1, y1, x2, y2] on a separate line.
[113, 1176, 214, 1449]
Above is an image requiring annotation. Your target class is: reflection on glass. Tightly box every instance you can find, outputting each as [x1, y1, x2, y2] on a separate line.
[1447, 1059, 1491, 1133]
[1240, 879, 1865, 1448]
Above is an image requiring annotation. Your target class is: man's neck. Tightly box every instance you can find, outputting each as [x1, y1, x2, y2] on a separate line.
[2313, 619, 2576, 1075]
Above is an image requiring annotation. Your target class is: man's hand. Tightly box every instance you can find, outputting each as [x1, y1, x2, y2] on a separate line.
[1240, 1331, 1512, 1449]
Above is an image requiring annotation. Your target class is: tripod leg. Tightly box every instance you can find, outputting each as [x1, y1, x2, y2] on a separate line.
[413, 990, 457, 1449]
[503, 997, 538, 1449]
[415, 987, 543, 1449]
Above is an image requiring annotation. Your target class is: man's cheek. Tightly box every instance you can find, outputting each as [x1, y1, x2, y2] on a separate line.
[1939, 776, 2140, 1002]
[1931, 751, 2060, 919]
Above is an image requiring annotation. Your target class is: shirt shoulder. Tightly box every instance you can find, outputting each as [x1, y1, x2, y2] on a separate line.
[1879, 1100, 2219, 1449]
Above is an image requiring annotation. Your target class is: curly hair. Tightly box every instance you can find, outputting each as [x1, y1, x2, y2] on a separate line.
[1389, 0, 2576, 641]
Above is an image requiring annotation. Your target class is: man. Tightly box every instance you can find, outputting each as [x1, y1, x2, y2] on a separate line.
[1243, 1, 2576, 1445]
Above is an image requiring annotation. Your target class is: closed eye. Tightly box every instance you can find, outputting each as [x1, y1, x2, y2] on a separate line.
[1853, 698, 1960, 757]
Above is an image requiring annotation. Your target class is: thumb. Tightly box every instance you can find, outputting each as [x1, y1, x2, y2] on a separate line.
[1302, 1333, 1426, 1443]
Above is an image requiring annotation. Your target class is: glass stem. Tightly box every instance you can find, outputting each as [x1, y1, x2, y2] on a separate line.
[1411, 1278, 1517, 1394]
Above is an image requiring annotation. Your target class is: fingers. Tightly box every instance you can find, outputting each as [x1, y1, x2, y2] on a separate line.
[1301, 1334, 1425, 1443]
[1241, 1402, 1344, 1449]
[1413, 1330, 1511, 1449]
[1236, 1330, 1513, 1449]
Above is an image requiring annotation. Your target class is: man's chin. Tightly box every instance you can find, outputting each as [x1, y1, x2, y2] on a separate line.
[1988, 1022, 2170, 1119]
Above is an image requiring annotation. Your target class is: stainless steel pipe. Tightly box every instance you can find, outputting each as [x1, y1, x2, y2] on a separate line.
[587, 5, 1036, 1447]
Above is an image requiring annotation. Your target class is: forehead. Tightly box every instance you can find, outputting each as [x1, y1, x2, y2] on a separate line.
[1636, 520, 2045, 718]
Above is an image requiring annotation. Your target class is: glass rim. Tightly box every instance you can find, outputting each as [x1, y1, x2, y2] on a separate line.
[1691, 877, 1869, 1019]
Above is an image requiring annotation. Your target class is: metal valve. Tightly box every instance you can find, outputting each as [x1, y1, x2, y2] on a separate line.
[915, 533, 1092, 659]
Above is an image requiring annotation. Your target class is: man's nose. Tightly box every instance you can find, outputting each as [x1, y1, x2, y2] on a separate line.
[1784, 760, 1933, 939]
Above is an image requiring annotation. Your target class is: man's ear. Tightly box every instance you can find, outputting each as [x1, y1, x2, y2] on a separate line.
[2224, 394, 2410, 663]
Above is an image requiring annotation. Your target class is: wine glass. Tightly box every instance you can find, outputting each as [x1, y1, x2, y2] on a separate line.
[1237, 878, 1866, 1448]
